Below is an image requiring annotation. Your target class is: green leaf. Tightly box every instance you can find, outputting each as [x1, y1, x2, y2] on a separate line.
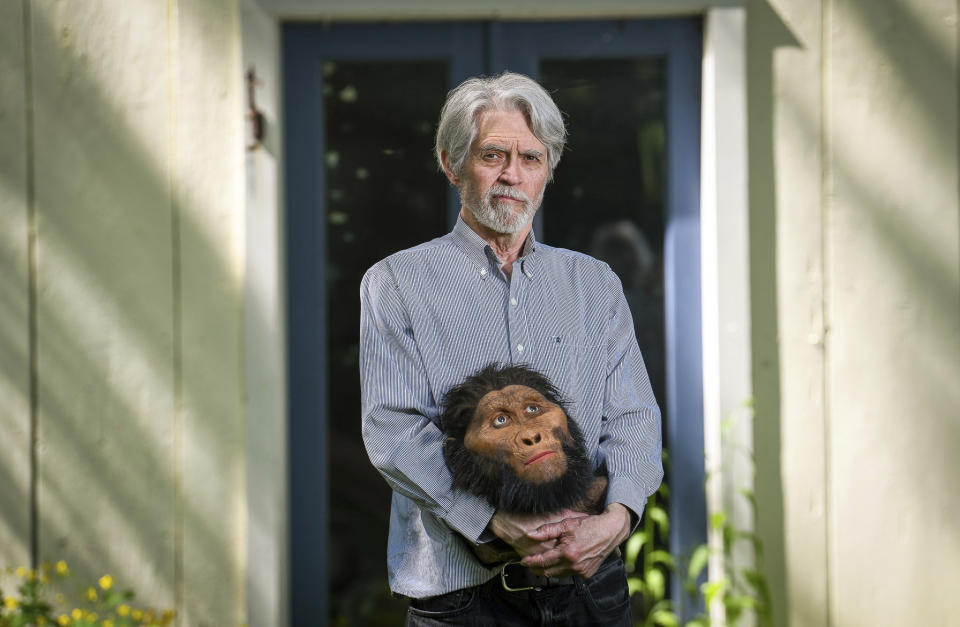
[649, 550, 675, 568]
[735, 530, 764, 559]
[702, 579, 726, 607]
[650, 609, 679, 627]
[738, 487, 757, 513]
[709, 511, 726, 530]
[628, 576, 647, 598]
[684, 618, 710, 627]
[648, 505, 670, 538]
[646, 567, 666, 601]
[625, 532, 646, 571]
[686, 544, 710, 583]
[743, 569, 772, 608]
[657, 482, 671, 499]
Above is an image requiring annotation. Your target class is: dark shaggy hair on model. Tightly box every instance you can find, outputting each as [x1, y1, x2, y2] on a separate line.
[440, 363, 598, 514]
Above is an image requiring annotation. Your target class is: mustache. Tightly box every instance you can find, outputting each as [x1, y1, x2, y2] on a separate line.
[485, 185, 531, 204]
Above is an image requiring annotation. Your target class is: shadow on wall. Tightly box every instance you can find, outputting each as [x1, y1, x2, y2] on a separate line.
[0, 4, 250, 625]
[748, 0, 959, 625]
[747, 2, 799, 625]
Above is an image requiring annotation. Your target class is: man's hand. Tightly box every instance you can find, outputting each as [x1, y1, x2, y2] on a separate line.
[490, 509, 588, 557]
[520, 503, 632, 579]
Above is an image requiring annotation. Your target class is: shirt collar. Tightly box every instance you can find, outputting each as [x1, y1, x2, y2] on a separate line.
[451, 215, 539, 275]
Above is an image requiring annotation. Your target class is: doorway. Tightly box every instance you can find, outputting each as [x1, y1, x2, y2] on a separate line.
[283, 19, 703, 624]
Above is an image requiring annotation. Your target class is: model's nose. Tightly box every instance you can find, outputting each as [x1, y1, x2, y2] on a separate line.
[519, 428, 542, 446]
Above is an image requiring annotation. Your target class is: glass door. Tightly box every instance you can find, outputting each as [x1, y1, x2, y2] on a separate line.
[283, 23, 484, 625]
[283, 19, 703, 625]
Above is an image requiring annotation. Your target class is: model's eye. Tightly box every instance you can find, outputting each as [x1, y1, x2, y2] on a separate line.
[524, 405, 539, 413]
[493, 415, 509, 426]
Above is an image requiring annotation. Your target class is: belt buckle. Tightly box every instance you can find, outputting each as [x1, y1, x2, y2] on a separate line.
[499, 561, 538, 592]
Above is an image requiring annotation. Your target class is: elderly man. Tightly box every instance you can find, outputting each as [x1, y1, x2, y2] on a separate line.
[360, 72, 662, 625]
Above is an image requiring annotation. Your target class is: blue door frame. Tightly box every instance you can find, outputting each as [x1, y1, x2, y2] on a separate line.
[283, 19, 704, 623]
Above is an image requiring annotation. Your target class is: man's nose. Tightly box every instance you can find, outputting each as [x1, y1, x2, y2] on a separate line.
[498, 157, 522, 185]
[518, 427, 543, 446]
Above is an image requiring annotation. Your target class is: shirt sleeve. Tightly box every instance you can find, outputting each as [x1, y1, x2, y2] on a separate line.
[359, 261, 495, 543]
[597, 267, 665, 526]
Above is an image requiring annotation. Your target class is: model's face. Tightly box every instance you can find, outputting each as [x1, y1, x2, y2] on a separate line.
[456, 109, 549, 234]
[463, 385, 569, 484]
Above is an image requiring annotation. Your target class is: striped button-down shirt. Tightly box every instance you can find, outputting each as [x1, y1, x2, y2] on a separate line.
[360, 217, 663, 598]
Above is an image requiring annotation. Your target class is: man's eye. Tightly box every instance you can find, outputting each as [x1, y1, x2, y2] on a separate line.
[493, 415, 508, 426]
[524, 405, 539, 413]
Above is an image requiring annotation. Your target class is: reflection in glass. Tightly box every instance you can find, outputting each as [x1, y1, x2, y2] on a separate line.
[323, 60, 448, 624]
[540, 58, 668, 416]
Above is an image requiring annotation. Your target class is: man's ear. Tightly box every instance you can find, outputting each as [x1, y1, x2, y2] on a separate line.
[440, 151, 460, 187]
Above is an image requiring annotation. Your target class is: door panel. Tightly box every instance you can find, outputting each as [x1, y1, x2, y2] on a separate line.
[494, 20, 705, 616]
[284, 23, 484, 625]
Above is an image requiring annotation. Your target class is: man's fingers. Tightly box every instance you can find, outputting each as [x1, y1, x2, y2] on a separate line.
[528, 516, 581, 540]
[520, 547, 564, 569]
[526, 523, 563, 541]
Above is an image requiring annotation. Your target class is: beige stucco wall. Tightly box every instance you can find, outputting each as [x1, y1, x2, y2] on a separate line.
[0, 1, 246, 625]
[751, 0, 960, 626]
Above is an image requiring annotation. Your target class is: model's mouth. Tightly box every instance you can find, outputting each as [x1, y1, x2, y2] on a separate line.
[524, 451, 555, 466]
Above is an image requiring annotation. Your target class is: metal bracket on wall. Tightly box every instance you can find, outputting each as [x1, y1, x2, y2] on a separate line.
[246, 66, 265, 150]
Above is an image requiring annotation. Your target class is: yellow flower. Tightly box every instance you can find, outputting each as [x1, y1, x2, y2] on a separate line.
[131, 609, 144, 621]
[15, 566, 26, 578]
[98, 574, 114, 590]
[56, 560, 69, 575]
[103, 620, 114, 627]
[87, 612, 97, 622]
[86, 586, 98, 601]
[71, 608, 83, 621]
[160, 609, 175, 624]
[117, 604, 131, 617]
[57, 615, 71, 626]
[3, 597, 18, 610]
[36, 617, 47, 626]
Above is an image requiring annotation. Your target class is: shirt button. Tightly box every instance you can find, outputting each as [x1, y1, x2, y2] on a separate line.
[479, 268, 487, 277]
[517, 344, 524, 353]
[510, 297, 518, 306]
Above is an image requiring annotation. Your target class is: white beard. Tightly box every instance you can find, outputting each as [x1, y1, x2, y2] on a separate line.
[462, 183, 544, 235]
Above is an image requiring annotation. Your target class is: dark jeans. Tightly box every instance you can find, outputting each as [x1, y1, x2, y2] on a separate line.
[405, 552, 632, 626]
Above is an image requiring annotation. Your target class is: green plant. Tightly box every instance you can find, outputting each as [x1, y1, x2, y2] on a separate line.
[628, 402, 773, 626]
[0, 561, 173, 627]
[625, 477, 679, 627]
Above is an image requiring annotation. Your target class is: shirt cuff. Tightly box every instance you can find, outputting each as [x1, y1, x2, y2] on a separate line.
[605, 476, 648, 533]
[445, 490, 496, 543]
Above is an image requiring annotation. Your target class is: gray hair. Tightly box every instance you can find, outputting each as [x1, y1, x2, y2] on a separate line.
[434, 72, 567, 181]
